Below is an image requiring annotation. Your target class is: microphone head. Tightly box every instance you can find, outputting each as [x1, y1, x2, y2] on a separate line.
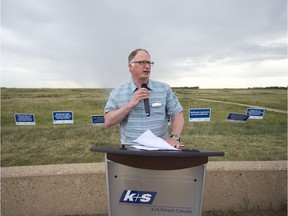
[141, 83, 147, 88]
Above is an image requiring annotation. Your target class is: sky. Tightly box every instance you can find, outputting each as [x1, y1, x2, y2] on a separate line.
[1, 0, 287, 89]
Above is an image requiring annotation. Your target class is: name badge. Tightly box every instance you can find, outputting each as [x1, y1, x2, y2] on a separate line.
[152, 102, 161, 107]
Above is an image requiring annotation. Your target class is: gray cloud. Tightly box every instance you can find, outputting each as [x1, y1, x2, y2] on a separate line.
[1, 0, 287, 88]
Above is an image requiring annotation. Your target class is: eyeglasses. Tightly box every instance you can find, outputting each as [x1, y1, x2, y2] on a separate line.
[131, 61, 154, 66]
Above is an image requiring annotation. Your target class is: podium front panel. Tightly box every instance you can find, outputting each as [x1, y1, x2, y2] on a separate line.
[106, 156, 206, 216]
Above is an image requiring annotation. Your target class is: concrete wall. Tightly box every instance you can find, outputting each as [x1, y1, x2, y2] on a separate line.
[1, 161, 287, 216]
[202, 161, 287, 211]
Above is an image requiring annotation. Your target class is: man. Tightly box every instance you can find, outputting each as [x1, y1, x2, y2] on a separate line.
[104, 48, 184, 148]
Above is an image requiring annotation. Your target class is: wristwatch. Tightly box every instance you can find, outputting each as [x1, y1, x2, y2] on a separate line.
[170, 134, 180, 142]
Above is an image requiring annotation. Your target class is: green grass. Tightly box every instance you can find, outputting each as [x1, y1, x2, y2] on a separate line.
[1, 88, 287, 167]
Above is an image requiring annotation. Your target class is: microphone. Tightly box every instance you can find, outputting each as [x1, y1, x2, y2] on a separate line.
[141, 83, 150, 116]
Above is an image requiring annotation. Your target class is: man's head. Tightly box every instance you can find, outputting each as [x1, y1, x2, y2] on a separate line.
[128, 49, 154, 85]
[128, 48, 150, 63]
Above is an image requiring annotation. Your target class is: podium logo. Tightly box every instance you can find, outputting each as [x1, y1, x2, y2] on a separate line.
[119, 190, 157, 204]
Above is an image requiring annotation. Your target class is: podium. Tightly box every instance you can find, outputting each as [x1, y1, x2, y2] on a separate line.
[90, 145, 224, 216]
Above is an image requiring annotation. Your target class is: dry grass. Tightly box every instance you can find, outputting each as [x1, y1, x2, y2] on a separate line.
[1, 88, 287, 167]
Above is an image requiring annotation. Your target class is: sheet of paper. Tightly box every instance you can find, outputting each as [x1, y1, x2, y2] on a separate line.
[132, 129, 178, 150]
[131, 145, 163, 151]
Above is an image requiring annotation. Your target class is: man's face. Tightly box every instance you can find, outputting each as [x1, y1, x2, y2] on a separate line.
[129, 50, 151, 82]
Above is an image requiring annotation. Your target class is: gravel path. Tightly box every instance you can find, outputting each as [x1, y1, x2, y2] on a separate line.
[195, 98, 287, 114]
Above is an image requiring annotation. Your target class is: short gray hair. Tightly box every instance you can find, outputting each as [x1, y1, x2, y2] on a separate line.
[128, 48, 150, 63]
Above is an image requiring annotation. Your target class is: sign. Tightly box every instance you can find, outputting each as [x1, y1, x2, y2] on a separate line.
[119, 190, 157, 205]
[246, 108, 265, 119]
[92, 115, 105, 126]
[189, 108, 211, 122]
[52, 111, 73, 124]
[14, 113, 35, 125]
[226, 113, 249, 123]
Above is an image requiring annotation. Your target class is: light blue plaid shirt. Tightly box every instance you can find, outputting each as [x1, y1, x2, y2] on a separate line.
[104, 79, 183, 143]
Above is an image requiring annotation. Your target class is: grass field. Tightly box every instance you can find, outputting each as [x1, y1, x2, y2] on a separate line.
[1, 88, 287, 167]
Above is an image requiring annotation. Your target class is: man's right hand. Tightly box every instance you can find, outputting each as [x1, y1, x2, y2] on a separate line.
[129, 87, 150, 107]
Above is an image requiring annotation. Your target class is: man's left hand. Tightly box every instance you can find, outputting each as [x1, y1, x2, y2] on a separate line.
[165, 138, 180, 149]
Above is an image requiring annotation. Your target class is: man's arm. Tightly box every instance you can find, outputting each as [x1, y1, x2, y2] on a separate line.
[170, 111, 184, 136]
[165, 111, 184, 148]
[104, 87, 150, 127]
[104, 103, 133, 127]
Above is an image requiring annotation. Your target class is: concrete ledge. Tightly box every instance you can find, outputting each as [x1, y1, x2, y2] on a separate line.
[203, 161, 287, 211]
[1, 161, 287, 216]
[1, 163, 107, 216]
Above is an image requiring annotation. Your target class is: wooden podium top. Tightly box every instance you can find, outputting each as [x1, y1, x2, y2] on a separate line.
[90, 145, 224, 170]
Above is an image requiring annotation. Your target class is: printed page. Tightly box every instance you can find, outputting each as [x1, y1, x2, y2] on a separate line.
[131, 129, 178, 150]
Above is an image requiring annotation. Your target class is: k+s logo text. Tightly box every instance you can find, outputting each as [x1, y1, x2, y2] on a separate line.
[119, 190, 157, 204]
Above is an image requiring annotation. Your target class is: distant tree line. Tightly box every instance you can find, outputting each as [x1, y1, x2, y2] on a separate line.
[172, 86, 287, 90]
[248, 86, 287, 89]
[172, 86, 200, 89]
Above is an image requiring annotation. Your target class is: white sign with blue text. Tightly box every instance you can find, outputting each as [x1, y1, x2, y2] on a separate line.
[14, 113, 36, 125]
[246, 108, 265, 119]
[52, 111, 73, 124]
[189, 108, 211, 122]
[92, 115, 105, 126]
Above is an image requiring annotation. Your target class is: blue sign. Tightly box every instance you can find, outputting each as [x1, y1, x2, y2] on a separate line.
[226, 113, 249, 123]
[119, 190, 157, 205]
[52, 111, 73, 124]
[189, 108, 211, 122]
[92, 115, 105, 126]
[246, 108, 265, 119]
[14, 113, 35, 125]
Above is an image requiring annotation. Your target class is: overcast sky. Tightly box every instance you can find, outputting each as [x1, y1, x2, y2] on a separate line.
[1, 0, 287, 89]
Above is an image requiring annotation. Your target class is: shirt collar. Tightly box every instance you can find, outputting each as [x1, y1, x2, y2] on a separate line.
[130, 80, 138, 92]
[130, 79, 153, 92]
[146, 80, 153, 90]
